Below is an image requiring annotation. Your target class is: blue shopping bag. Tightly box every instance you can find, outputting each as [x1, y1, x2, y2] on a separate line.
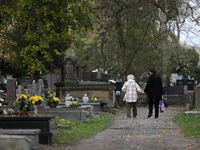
[164, 99, 169, 107]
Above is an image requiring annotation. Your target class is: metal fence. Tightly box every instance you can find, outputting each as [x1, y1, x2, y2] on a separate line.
[137, 94, 192, 107]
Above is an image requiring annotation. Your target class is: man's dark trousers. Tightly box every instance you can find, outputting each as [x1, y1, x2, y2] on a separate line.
[148, 99, 160, 118]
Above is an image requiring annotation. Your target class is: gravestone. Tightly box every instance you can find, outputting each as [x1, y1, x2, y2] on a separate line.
[38, 79, 44, 96]
[33, 82, 38, 96]
[24, 89, 29, 95]
[7, 79, 16, 108]
[18, 85, 24, 97]
[186, 80, 195, 90]
[28, 84, 33, 96]
[176, 79, 185, 86]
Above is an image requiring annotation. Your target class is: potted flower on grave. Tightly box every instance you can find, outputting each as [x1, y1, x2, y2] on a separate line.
[14, 93, 31, 116]
[44, 89, 61, 108]
[0, 90, 7, 106]
[45, 89, 61, 108]
[69, 100, 81, 107]
[90, 97, 98, 103]
[48, 97, 61, 108]
[109, 79, 116, 87]
[29, 95, 44, 108]
[0, 107, 3, 115]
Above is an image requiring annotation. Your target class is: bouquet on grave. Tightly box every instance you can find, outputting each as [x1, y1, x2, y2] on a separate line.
[0, 90, 7, 104]
[45, 89, 61, 106]
[29, 95, 44, 108]
[14, 94, 31, 112]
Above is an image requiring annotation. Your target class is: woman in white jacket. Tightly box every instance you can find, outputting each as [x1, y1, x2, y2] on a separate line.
[122, 75, 145, 119]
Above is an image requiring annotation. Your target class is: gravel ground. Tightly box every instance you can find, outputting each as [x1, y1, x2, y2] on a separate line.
[42, 107, 200, 150]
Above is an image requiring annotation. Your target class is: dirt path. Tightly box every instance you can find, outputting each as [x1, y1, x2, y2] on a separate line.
[48, 107, 200, 150]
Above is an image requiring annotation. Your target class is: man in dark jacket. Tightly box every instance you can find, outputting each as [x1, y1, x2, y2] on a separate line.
[144, 68, 163, 118]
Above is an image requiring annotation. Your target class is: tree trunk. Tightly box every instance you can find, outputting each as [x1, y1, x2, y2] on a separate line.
[30, 71, 41, 83]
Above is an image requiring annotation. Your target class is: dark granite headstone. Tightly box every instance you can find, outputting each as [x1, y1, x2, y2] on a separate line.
[7, 79, 16, 108]
[186, 80, 195, 90]
[176, 80, 185, 85]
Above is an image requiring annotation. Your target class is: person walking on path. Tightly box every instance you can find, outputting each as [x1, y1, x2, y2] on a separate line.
[144, 68, 163, 118]
[122, 74, 145, 119]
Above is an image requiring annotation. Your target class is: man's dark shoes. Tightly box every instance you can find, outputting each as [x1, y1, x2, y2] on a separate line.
[147, 114, 152, 118]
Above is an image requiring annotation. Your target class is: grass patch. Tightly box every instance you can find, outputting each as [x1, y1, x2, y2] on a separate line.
[52, 112, 115, 144]
[169, 105, 185, 107]
[173, 112, 200, 138]
[116, 107, 126, 112]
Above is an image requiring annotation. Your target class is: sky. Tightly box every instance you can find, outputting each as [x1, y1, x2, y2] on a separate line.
[179, 18, 200, 48]
[179, 1, 200, 48]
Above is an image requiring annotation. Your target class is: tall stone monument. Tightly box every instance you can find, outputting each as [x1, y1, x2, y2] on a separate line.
[7, 79, 16, 108]
[54, 49, 116, 107]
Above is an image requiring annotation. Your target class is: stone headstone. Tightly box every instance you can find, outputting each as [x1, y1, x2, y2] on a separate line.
[18, 85, 24, 97]
[38, 79, 44, 96]
[7, 79, 16, 108]
[28, 84, 33, 96]
[24, 89, 29, 95]
[184, 103, 191, 111]
[33, 82, 38, 96]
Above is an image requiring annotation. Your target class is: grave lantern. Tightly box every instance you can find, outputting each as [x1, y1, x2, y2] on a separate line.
[65, 94, 72, 107]
[196, 65, 200, 84]
[82, 93, 89, 103]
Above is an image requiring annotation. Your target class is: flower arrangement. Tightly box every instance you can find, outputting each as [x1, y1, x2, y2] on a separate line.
[0, 107, 3, 115]
[29, 95, 44, 108]
[70, 101, 81, 107]
[45, 89, 61, 106]
[0, 90, 7, 104]
[91, 97, 98, 102]
[14, 93, 31, 112]
[109, 79, 116, 87]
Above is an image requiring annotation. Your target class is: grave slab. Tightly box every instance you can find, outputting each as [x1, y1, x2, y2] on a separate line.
[185, 111, 200, 115]
[0, 135, 31, 150]
[0, 116, 56, 145]
[0, 129, 41, 150]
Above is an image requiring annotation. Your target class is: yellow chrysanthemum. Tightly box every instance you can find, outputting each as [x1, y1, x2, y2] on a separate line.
[0, 90, 4, 93]
[20, 93, 28, 99]
[73, 101, 79, 105]
[94, 98, 98, 101]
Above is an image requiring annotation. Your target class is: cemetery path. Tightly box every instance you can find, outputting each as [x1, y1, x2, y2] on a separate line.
[48, 107, 200, 150]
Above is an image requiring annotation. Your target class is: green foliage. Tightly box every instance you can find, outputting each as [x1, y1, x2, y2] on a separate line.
[53, 112, 115, 144]
[173, 112, 200, 138]
[168, 45, 199, 77]
[75, 30, 102, 73]
[0, 0, 94, 79]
